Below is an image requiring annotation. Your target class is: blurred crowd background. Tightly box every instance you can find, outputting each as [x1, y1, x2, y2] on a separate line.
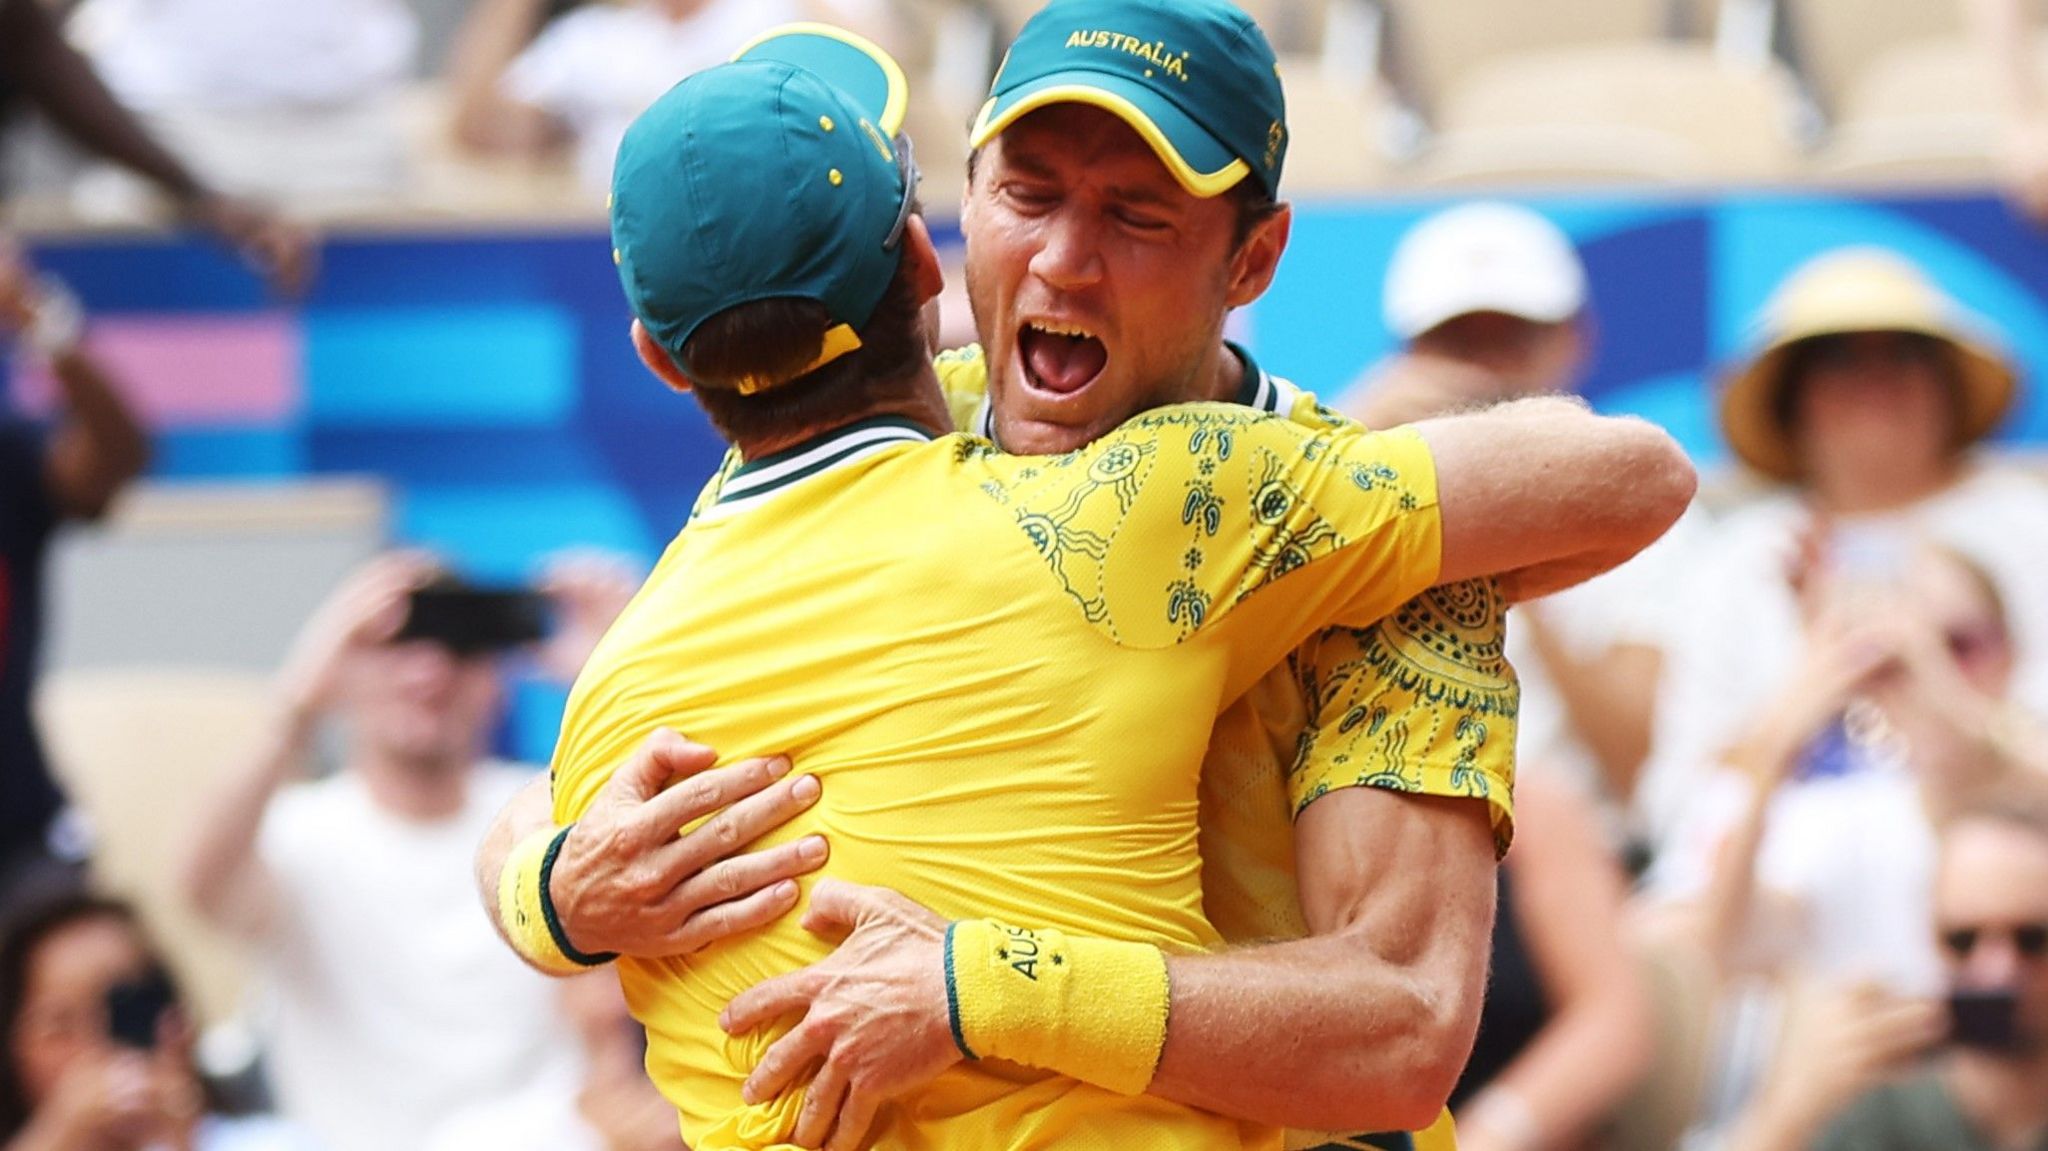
[2, 1, 2048, 1151]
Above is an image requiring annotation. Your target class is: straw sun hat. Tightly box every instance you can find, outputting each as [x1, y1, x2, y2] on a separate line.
[1719, 247, 2018, 481]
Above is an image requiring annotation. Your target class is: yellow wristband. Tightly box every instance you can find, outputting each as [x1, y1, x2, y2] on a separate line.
[498, 825, 615, 975]
[944, 918, 1170, 1096]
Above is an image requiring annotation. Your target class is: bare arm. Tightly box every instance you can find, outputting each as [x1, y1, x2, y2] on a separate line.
[445, 0, 566, 157]
[721, 790, 1499, 1146]
[180, 555, 431, 938]
[1415, 398, 1696, 602]
[0, 0, 203, 203]
[1516, 606, 1661, 799]
[1456, 776, 1650, 1151]
[0, 243, 150, 521]
[1149, 789, 1497, 1132]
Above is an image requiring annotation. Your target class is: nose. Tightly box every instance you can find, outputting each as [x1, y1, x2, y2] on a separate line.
[392, 641, 459, 692]
[1963, 935, 2027, 988]
[1026, 204, 1105, 293]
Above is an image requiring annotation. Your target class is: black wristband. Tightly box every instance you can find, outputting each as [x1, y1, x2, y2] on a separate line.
[537, 824, 619, 967]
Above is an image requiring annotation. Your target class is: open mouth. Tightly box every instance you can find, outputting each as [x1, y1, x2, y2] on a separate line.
[1017, 321, 1108, 396]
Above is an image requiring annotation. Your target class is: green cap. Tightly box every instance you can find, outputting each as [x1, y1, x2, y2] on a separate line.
[970, 0, 1287, 198]
[610, 25, 914, 394]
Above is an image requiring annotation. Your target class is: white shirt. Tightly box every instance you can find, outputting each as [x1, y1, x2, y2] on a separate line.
[73, 0, 418, 111]
[1509, 506, 1704, 799]
[503, 0, 878, 188]
[254, 765, 595, 1151]
[1637, 461, 2048, 848]
[1649, 763, 1943, 996]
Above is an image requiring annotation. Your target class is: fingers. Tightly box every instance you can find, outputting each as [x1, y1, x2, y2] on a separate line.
[826, 1087, 883, 1151]
[668, 877, 803, 956]
[647, 757, 805, 860]
[723, 966, 819, 1040]
[604, 728, 721, 809]
[801, 879, 923, 937]
[738, 1013, 830, 1104]
[670, 833, 827, 920]
[793, 1057, 851, 1149]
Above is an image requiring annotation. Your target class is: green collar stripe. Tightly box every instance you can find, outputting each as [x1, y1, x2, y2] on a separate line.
[709, 417, 936, 516]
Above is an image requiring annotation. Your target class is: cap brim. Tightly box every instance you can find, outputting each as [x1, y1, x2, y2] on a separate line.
[969, 70, 1250, 198]
[733, 23, 909, 137]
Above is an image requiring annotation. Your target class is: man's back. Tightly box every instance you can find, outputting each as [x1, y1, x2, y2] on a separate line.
[552, 405, 1444, 1149]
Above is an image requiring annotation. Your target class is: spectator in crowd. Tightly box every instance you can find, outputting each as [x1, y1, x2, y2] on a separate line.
[1724, 795, 2048, 1151]
[0, 888, 319, 1151]
[1640, 246, 2048, 852]
[1449, 773, 1652, 1151]
[64, 0, 419, 202]
[449, 0, 896, 190]
[1344, 201, 1694, 832]
[176, 550, 642, 1151]
[0, 234, 148, 886]
[0, 0, 312, 294]
[1650, 541, 2048, 1144]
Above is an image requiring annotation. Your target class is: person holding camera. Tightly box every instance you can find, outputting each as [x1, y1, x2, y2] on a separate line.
[1725, 795, 2048, 1151]
[174, 550, 651, 1151]
[0, 888, 317, 1151]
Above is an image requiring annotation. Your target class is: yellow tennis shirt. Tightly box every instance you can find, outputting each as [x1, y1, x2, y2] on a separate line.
[554, 403, 1447, 1150]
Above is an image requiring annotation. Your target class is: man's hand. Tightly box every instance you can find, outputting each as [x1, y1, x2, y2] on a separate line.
[275, 551, 438, 727]
[182, 192, 318, 298]
[1745, 982, 1946, 1144]
[534, 550, 640, 681]
[549, 729, 829, 959]
[719, 879, 961, 1151]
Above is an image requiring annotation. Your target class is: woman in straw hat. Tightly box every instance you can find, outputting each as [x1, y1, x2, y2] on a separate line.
[1631, 246, 2048, 854]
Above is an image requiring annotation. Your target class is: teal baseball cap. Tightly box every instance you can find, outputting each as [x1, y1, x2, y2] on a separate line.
[970, 0, 1287, 198]
[610, 25, 915, 395]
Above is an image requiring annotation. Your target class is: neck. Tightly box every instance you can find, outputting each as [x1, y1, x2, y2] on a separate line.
[351, 748, 470, 822]
[1947, 1048, 2048, 1146]
[1202, 342, 1247, 404]
[732, 366, 951, 461]
[1808, 456, 1957, 515]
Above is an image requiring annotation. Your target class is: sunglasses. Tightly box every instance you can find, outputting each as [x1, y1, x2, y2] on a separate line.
[1942, 922, 2048, 960]
[883, 131, 921, 252]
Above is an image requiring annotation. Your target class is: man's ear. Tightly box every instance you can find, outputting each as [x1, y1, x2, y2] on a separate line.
[631, 320, 693, 394]
[900, 216, 946, 308]
[1225, 200, 1291, 310]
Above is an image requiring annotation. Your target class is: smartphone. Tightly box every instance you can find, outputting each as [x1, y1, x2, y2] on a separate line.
[394, 583, 550, 656]
[105, 967, 178, 1050]
[1947, 988, 2022, 1052]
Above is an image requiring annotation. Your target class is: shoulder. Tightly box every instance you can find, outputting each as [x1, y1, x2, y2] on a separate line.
[933, 344, 990, 435]
[1817, 1071, 1962, 1149]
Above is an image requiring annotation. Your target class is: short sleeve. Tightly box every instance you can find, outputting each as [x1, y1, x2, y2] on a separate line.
[1288, 580, 1520, 857]
[983, 404, 1443, 654]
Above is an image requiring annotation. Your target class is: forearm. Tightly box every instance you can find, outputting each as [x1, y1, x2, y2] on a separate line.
[1471, 981, 1649, 1148]
[0, 0, 204, 204]
[1146, 931, 1481, 1132]
[1700, 774, 1775, 975]
[180, 709, 310, 934]
[446, 0, 558, 153]
[46, 347, 151, 519]
[1520, 614, 1660, 795]
[476, 773, 558, 949]
[1966, 0, 2041, 119]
